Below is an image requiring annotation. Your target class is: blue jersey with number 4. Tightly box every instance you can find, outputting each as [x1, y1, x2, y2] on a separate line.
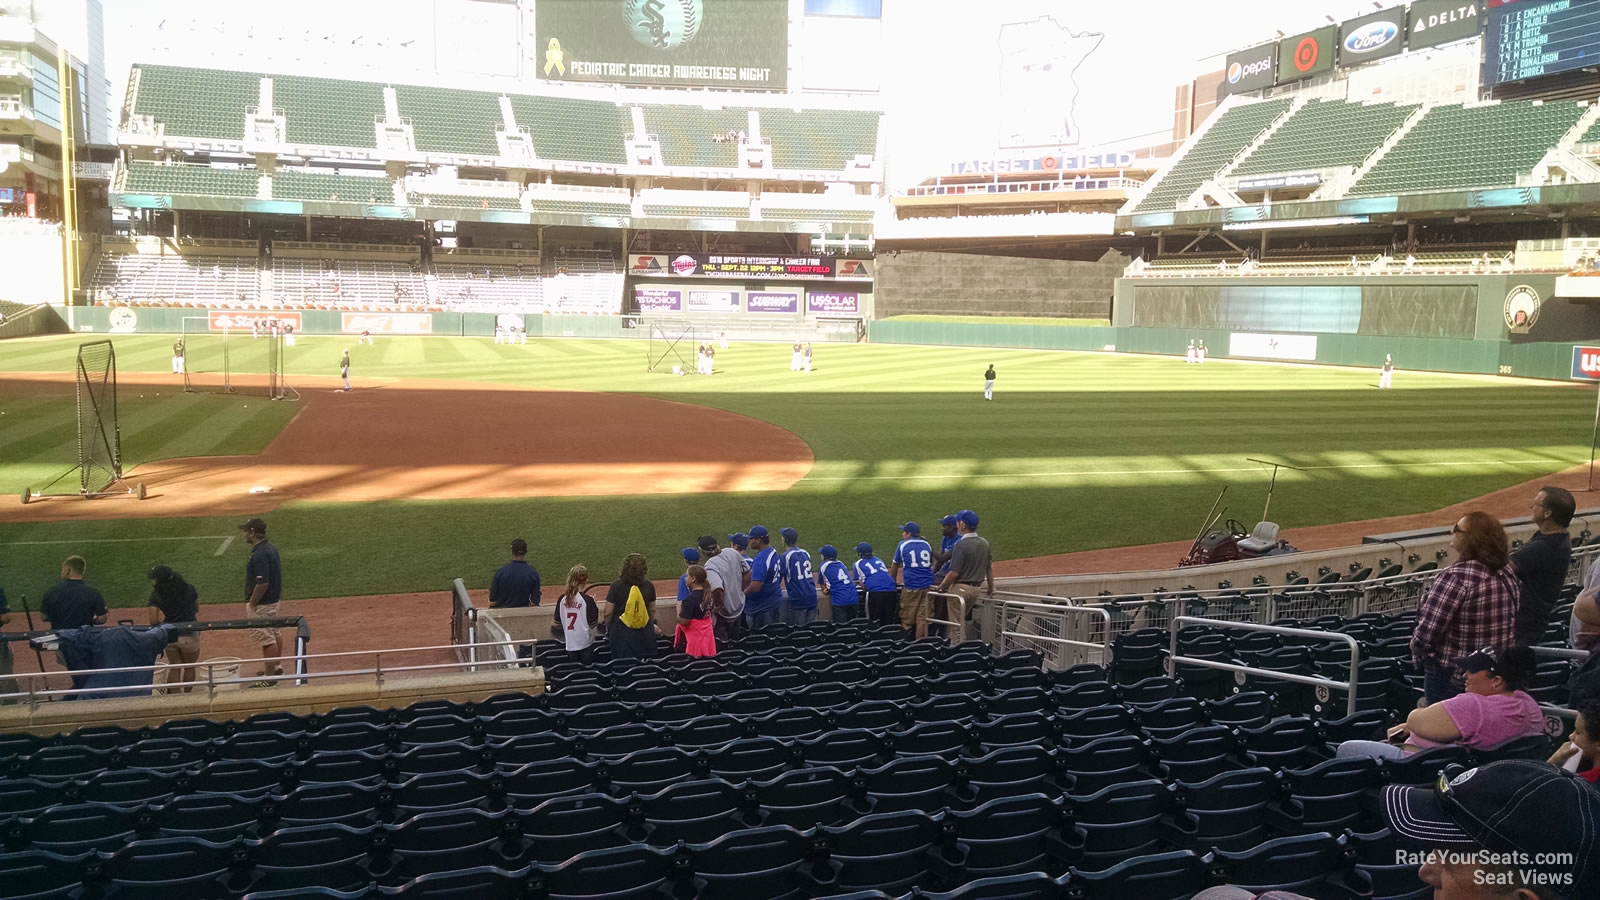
[894, 537, 936, 589]
[781, 548, 817, 609]
[820, 560, 858, 606]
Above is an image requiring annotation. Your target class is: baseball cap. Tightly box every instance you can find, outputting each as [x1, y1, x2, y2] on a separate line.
[510, 538, 528, 555]
[748, 525, 769, 539]
[900, 522, 920, 535]
[939, 514, 959, 527]
[957, 509, 979, 529]
[856, 542, 873, 555]
[697, 535, 719, 552]
[681, 547, 700, 563]
[238, 517, 267, 535]
[779, 527, 798, 543]
[819, 545, 838, 559]
[727, 532, 749, 549]
[1382, 760, 1600, 896]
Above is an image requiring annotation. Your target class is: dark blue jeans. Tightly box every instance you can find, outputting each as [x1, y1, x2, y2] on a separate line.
[830, 604, 861, 624]
[1423, 660, 1462, 705]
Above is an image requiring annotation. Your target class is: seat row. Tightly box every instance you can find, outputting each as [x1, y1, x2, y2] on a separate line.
[3, 802, 1427, 900]
[3, 687, 1363, 783]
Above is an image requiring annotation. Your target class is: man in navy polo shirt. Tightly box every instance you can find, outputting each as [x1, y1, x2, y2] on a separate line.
[489, 538, 541, 608]
[744, 525, 785, 631]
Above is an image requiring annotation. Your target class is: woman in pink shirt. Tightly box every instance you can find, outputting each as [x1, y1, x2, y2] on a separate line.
[1336, 646, 1543, 761]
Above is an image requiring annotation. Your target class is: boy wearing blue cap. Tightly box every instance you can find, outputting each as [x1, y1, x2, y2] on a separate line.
[854, 542, 899, 626]
[817, 545, 860, 624]
[892, 521, 937, 637]
[678, 547, 701, 603]
[779, 528, 818, 626]
[744, 525, 785, 630]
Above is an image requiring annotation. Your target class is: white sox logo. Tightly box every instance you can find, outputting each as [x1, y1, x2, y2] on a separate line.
[623, 0, 702, 51]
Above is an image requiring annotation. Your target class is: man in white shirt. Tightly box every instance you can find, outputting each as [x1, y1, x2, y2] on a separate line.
[698, 534, 748, 644]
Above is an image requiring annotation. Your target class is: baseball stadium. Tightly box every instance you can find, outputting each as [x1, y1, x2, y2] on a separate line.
[3, 0, 1600, 897]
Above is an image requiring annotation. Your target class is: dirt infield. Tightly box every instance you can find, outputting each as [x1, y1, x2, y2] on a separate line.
[0, 373, 814, 523]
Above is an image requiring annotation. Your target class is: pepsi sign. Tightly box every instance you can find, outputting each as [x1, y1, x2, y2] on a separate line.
[1222, 42, 1277, 95]
[1340, 7, 1405, 63]
[1572, 346, 1600, 381]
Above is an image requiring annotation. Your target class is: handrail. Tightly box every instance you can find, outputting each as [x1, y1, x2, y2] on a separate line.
[991, 591, 1114, 668]
[0, 636, 524, 706]
[925, 590, 968, 644]
[1169, 615, 1363, 717]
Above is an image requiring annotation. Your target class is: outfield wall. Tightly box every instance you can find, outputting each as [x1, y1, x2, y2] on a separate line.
[867, 316, 1589, 382]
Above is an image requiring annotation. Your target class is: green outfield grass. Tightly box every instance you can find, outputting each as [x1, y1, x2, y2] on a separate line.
[0, 333, 1589, 611]
[879, 314, 1112, 327]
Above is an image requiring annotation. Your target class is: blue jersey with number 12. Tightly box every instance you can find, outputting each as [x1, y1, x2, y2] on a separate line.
[781, 548, 817, 609]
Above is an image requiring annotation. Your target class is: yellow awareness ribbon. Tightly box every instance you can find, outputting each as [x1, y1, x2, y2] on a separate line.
[544, 38, 566, 76]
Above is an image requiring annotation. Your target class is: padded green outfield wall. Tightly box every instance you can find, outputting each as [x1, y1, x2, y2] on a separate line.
[36, 305, 1594, 382]
[866, 317, 1587, 382]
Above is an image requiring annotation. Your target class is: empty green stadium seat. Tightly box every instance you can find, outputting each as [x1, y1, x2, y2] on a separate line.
[762, 207, 873, 222]
[271, 170, 392, 204]
[409, 192, 521, 211]
[130, 64, 260, 140]
[123, 162, 258, 198]
[529, 197, 632, 218]
[1132, 98, 1291, 214]
[1232, 99, 1417, 179]
[642, 205, 748, 218]
[394, 85, 502, 156]
[508, 95, 629, 165]
[642, 105, 748, 168]
[1350, 100, 1584, 196]
[1577, 116, 1600, 143]
[274, 74, 385, 149]
[760, 108, 880, 170]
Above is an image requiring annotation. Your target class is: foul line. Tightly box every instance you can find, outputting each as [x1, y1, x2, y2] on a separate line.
[805, 458, 1571, 482]
[0, 535, 234, 547]
[213, 535, 235, 556]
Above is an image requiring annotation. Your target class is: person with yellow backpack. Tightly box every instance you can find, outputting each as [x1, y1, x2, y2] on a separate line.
[605, 553, 658, 660]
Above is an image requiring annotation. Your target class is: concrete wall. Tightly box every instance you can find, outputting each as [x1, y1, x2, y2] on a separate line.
[875, 250, 1129, 320]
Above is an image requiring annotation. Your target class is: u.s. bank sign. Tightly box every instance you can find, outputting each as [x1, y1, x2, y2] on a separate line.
[1571, 345, 1600, 380]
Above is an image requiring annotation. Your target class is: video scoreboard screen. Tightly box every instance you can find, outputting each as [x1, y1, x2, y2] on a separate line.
[1485, 0, 1600, 86]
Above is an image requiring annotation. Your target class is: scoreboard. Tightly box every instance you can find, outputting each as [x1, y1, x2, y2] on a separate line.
[1486, 0, 1600, 86]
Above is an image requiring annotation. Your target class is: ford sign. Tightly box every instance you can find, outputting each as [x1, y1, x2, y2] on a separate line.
[1344, 20, 1398, 54]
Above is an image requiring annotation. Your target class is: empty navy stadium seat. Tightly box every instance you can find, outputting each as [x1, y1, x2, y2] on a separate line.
[934, 793, 1069, 880]
[637, 777, 766, 843]
[520, 792, 632, 864]
[819, 809, 943, 895]
[1060, 779, 1171, 867]
[691, 824, 835, 900]
[754, 766, 868, 830]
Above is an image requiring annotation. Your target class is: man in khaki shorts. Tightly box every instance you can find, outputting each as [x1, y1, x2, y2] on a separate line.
[936, 510, 993, 641]
[239, 517, 284, 685]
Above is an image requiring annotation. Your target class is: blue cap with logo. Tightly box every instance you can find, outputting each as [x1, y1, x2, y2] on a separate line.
[855, 542, 873, 555]
[900, 522, 920, 535]
[957, 509, 979, 529]
[939, 514, 959, 527]
[820, 544, 838, 559]
[748, 525, 769, 539]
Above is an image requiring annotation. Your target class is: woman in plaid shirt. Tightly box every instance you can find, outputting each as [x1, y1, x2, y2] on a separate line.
[1412, 511, 1519, 704]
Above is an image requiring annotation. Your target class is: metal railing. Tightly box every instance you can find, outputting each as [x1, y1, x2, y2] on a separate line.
[2, 618, 526, 707]
[925, 591, 969, 645]
[990, 592, 1113, 671]
[1169, 616, 1363, 717]
[450, 578, 479, 668]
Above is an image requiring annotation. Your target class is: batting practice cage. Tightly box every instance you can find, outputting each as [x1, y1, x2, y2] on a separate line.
[21, 340, 145, 503]
[645, 318, 700, 374]
[181, 317, 296, 399]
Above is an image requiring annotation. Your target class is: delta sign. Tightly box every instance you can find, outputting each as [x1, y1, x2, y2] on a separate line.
[1571, 346, 1600, 380]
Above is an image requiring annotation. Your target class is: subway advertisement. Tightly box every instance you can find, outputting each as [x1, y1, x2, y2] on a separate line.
[534, 0, 788, 90]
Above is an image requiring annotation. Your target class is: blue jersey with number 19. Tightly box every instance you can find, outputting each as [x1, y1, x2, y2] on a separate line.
[894, 537, 936, 589]
[781, 548, 817, 609]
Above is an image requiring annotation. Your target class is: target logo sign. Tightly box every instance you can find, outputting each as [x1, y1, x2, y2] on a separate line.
[1293, 36, 1319, 72]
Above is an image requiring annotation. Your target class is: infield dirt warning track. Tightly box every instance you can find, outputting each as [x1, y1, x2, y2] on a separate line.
[0, 373, 814, 523]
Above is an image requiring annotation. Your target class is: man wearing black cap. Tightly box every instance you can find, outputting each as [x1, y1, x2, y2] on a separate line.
[1384, 760, 1599, 900]
[489, 538, 541, 609]
[239, 517, 284, 684]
